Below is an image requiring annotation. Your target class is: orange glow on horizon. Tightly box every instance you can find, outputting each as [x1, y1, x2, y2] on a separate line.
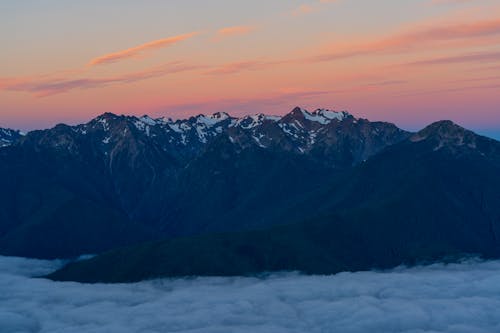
[0, 1, 499, 132]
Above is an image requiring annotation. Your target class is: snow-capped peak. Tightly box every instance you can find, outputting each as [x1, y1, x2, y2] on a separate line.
[233, 114, 281, 129]
[294, 108, 351, 125]
[1, 128, 15, 137]
[313, 109, 350, 121]
[195, 112, 230, 128]
[79, 108, 357, 149]
[157, 117, 174, 124]
[0, 127, 23, 147]
[139, 115, 157, 126]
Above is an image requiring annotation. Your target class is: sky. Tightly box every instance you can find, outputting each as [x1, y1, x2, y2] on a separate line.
[1, 0, 500, 138]
[2, 256, 500, 332]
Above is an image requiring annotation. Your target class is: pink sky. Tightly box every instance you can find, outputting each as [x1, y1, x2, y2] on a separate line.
[0, 0, 499, 136]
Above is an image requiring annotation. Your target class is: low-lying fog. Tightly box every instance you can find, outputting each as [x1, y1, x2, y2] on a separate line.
[1, 256, 500, 333]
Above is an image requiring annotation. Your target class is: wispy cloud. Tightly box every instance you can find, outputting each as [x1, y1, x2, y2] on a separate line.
[177, 18, 500, 76]
[307, 18, 500, 63]
[396, 82, 500, 98]
[158, 88, 334, 117]
[205, 61, 272, 75]
[291, 0, 339, 16]
[458, 75, 500, 83]
[160, 79, 408, 117]
[405, 51, 500, 66]
[475, 64, 500, 72]
[429, 0, 475, 4]
[363, 80, 408, 87]
[88, 32, 199, 66]
[2, 62, 204, 97]
[291, 4, 315, 16]
[213, 25, 256, 41]
[204, 59, 293, 75]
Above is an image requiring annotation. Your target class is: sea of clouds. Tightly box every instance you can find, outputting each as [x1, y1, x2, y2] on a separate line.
[1, 256, 500, 333]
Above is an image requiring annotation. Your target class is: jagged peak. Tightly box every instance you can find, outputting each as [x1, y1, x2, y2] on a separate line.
[192, 112, 232, 128]
[285, 106, 309, 120]
[212, 112, 231, 119]
[138, 115, 157, 126]
[0, 127, 23, 137]
[87, 113, 123, 129]
[232, 113, 281, 129]
[90, 113, 163, 134]
[94, 112, 122, 121]
[157, 116, 173, 123]
[89, 108, 354, 130]
[0, 127, 24, 147]
[312, 109, 352, 121]
[283, 107, 352, 125]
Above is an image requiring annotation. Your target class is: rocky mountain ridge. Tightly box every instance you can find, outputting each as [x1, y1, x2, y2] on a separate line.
[1, 107, 496, 261]
[48, 119, 500, 282]
[5, 107, 409, 164]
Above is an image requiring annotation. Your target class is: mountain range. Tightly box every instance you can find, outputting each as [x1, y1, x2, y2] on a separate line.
[1, 107, 499, 282]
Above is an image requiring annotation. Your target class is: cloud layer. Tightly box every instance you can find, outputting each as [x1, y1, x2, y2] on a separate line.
[2, 256, 500, 333]
[88, 32, 199, 66]
[406, 50, 500, 66]
[213, 25, 256, 41]
[308, 18, 500, 63]
[2, 62, 202, 96]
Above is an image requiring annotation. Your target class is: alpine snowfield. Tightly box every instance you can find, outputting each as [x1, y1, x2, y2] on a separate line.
[2, 256, 500, 333]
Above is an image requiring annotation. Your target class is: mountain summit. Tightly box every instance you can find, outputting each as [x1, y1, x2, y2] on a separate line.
[410, 120, 500, 158]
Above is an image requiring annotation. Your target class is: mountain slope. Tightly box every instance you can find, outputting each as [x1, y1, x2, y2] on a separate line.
[48, 121, 500, 282]
[0, 141, 155, 258]
[0, 108, 410, 258]
[146, 108, 410, 235]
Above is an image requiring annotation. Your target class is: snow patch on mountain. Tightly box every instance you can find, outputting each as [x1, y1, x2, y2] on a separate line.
[0, 128, 24, 147]
[139, 115, 157, 126]
[195, 112, 230, 127]
[302, 109, 350, 124]
[168, 123, 184, 134]
[1, 107, 360, 151]
[233, 114, 281, 129]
